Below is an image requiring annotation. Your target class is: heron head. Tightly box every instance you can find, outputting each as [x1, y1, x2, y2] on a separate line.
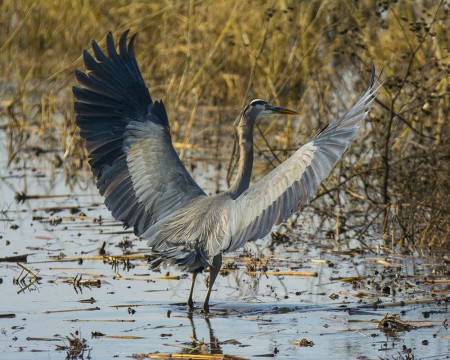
[240, 99, 298, 125]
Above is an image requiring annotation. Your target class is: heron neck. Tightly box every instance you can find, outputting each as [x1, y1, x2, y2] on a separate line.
[227, 123, 254, 199]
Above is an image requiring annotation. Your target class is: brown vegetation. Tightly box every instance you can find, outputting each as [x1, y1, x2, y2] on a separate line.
[1, 0, 448, 251]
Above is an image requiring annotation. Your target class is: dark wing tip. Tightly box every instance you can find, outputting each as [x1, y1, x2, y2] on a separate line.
[369, 62, 376, 88]
[368, 62, 384, 93]
[72, 85, 84, 101]
[106, 31, 119, 59]
[128, 33, 137, 57]
[82, 49, 97, 70]
[74, 69, 85, 78]
[82, 48, 91, 60]
[72, 86, 82, 99]
[366, 63, 384, 105]
[119, 29, 131, 55]
[92, 40, 108, 62]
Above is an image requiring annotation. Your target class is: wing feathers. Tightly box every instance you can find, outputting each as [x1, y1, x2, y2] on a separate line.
[74, 31, 204, 236]
[224, 69, 378, 253]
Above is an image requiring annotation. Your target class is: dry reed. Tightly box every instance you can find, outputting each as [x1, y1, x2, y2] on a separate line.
[0, 0, 448, 251]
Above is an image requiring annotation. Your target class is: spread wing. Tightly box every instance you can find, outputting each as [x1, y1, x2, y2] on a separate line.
[223, 67, 377, 253]
[73, 30, 205, 236]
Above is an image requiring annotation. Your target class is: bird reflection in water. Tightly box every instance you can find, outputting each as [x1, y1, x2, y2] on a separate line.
[181, 313, 222, 355]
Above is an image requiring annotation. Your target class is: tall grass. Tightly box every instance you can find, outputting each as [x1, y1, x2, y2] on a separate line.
[1, 0, 448, 251]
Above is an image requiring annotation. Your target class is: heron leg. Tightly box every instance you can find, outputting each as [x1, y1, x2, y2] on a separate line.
[187, 272, 197, 310]
[202, 254, 222, 314]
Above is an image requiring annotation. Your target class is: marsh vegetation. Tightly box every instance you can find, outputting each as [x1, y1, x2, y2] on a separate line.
[2, 0, 449, 250]
[0, 0, 449, 359]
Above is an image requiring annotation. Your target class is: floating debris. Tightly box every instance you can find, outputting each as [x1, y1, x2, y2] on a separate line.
[43, 307, 100, 314]
[329, 293, 339, 300]
[292, 338, 315, 347]
[377, 259, 402, 267]
[0, 313, 16, 318]
[14, 263, 42, 294]
[370, 297, 449, 308]
[67, 319, 135, 323]
[377, 314, 416, 333]
[246, 270, 318, 277]
[93, 333, 144, 339]
[132, 354, 248, 359]
[63, 274, 101, 288]
[78, 297, 97, 304]
[128, 307, 136, 315]
[26, 337, 60, 341]
[330, 276, 369, 282]
[0, 254, 28, 262]
[154, 275, 181, 280]
[55, 331, 90, 359]
[15, 192, 91, 203]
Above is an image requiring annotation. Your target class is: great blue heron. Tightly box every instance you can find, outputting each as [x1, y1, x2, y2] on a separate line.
[73, 30, 377, 313]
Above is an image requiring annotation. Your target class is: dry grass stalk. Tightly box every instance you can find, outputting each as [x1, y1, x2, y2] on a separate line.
[134, 354, 248, 360]
[42, 307, 100, 314]
[245, 270, 318, 277]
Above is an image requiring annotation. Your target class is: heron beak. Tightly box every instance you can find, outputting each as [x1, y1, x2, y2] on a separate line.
[267, 105, 299, 115]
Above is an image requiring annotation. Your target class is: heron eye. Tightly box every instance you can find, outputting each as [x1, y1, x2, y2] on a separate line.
[264, 104, 269, 109]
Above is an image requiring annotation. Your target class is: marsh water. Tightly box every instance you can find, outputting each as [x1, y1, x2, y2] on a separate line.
[0, 124, 448, 360]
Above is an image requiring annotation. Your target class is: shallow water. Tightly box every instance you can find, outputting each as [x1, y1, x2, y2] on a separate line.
[0, 128, 449, 359]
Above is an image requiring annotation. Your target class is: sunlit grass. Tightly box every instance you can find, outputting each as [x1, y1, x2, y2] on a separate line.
[0, 0, 448, 250]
